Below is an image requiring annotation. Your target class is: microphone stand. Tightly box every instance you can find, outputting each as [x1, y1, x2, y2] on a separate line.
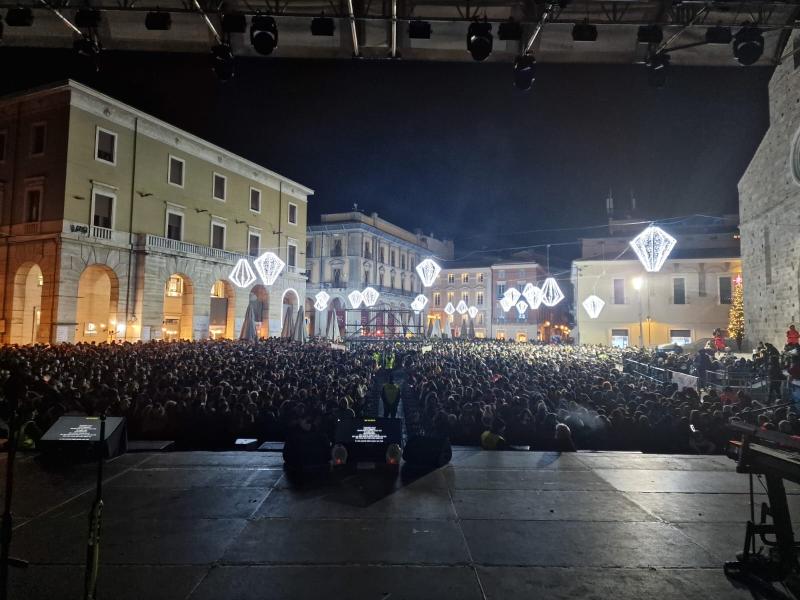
[83, 414, 105, 600]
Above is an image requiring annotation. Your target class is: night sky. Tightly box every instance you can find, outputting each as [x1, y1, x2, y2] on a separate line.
[0, 48, 772, 260]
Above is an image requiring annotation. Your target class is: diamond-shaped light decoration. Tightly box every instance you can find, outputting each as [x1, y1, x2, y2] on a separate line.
[416, 258, 442, 287]
[504, 287, 521, 305]
[413, 294, 429, 310]
[499, 296, 513, 312]
[314, 291, 330, 312]
[444, 302, 456, 316]
[522, 283, 543, 309]
[582, 294, 605, 319]
[629, 225, 677, 273]
[229, 258, 257, 288]
[348, 290, 364, 309]
[516, 300, 529, 316]
[467, 305, 478, 319]
[362, 286, 380, 307]
[456, 300, 468, 315]
[540, 277, 565, 307]
[253, 251, 285, 286]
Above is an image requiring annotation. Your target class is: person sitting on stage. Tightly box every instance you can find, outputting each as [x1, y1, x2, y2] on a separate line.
[554, 423, 576, 452]
[480, 417, 507, 450]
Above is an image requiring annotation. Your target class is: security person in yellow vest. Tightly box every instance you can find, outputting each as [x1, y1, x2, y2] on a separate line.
[381, 374, 401, 418]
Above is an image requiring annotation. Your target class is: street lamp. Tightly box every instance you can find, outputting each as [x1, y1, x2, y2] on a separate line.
[632, 276, 644, 347]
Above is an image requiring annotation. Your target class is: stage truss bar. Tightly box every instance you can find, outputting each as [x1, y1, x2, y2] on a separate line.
[342, 308, 426, 342]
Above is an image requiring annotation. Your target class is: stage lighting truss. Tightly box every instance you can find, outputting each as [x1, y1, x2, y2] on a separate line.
[229, 258, 257, 288]
[362, 286, 380, 307]
[522, 283, 543, 310]
[444, 302, 456, 316]
[629, 225, 676, 272]
[540, 277, 565, 307]
[516, 300, 529, 316]
[314, 291, 330, 312]
[411, 294, 429, 311]
[456, 300, 468, 315]
[503, 287, 521, 306]
[582, 294, 605, 319]
[253, 251, 285, 286]
[467, 305, 479, 319]
[416, 258, 442, 287]
[499, 296, 513, 313]
[348, 290, 364, 309]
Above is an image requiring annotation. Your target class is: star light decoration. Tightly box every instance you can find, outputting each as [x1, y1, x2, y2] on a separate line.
[467, 305, 479, 319]
[416, 258, 442, 287]
[361, 286, 380, 307]
[444, 302, 456, 316]
[629, 225, 677, 273]
[516, 300, 529, 316]
[229, 258, 257, 288]
[314, 291, 330, 312]
[253, 251, 285, 286]
[504, 287, 521, 305]
[410, 294, 428, 312]
[582, 294, 605, 319]
[456, 300, 468, 315]
[348, 290, 364, 309]
[540, 277, 565, 307]
[522, 283, 543, 310]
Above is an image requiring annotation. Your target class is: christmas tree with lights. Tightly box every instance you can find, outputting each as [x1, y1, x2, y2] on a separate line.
[728, 275, 744, 351]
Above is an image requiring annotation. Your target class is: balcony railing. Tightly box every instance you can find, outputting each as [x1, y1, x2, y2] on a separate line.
[91, 226, 113, 240]
[23, 222, 40, 234]
[143, 234, 245, 263]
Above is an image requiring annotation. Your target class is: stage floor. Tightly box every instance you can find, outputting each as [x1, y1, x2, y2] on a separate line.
[5, 449, 799, 599]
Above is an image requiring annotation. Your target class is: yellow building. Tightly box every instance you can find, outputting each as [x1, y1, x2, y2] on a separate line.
[0, 81, 311, 344]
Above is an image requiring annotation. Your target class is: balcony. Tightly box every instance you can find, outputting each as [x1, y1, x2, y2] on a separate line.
[142, 234, 246, 264]
[91, 226, 112, 240]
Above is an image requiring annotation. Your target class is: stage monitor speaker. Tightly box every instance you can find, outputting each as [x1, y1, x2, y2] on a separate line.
[403, 435, 452, 468]
[39, 416, 127, 459]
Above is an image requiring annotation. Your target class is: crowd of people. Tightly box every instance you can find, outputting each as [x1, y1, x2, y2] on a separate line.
[1, 336, 798, 454]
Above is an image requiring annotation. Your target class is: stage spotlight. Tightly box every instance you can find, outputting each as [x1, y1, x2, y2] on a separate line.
[75, 8, 101, 29]
[332, 444, 348, 466]
[145, 10, 171, 31]
[646, 51, 669, 88]
[572, 22, 597, 42]
[733, 24, 764, 66]
[250, 15, 278, 55]
[408, 19, 431, 39]
[498, 19, 522, 41]
[637, 24, 662, 44]
[513, 54, 536, 91]
[467, 21, 493, 61]
[311, 16, 335, 36]
[211, 43, 235, 81]
[705, 26, 731, 44]
[222, 12, 247, 34]
[73, 36, 101, 73]
[5, 5, 33, 26]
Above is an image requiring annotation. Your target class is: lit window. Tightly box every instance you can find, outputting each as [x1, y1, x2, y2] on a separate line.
[462, 292, 469, 304]
[25, 188, 41, 222]
[166, 275, 184, 297]
[95, 128, 116, 164]
[670, 329, 692, 346]
[611, 328, 629, 348]
[477, 273, 484, 283]
[211, 280, 226, 298]
[30, 123, 46, 156]
[477, 291, 484, 306]
[448, 273, 455, 284]
[447, 292, 454, 303]
[169, 156, 185, 187]
[497, 283, 506, 298]
[462, 273, 469, 284]
[288, 202, 297, 225]
[213, 173, 226, 201]
[433, 292, 441, 307]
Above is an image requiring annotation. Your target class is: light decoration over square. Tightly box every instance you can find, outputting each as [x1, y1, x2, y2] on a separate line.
[314, 291, 330, 312]
[629, 225, 677, 273]
[229, 258, 257, 288]
[467, 305, 478, 319]
[504, 287, 521, 305]
[444, 302, 456, 316]
[361, 287, 380, 307]
[253, 251, 285, 286]
[410, 294, 428, 311]
[582, 295, 605, 319]
[522, 283, 543, 310]
[516, 300, 529, 316]
[415, 258, 442, 287]
[499, 296, 513, 313]
[540, 277, 565, 307]
[348, 290, 364, 309]
[456, 300, 468, 315]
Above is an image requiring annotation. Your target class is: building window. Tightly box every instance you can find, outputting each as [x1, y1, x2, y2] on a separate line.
[287, 239, 297, 268]
[210, 221, 226, 249]
[165, 208, 183, 241]
[95, 127, 117, 165]
[764, 227, 772, 285]
[287, 202, 298, 225]
[331, 239, 342, 257]
[477, 313, 485, 325]
[433, 292, 441, 307]
[497, 283, 506, 298]
[30, 123, 46, 156]
[611, 328, 629, 348]
[169, 156, 185, 187]
[719, 276, 733, 305]
[332, 268, 342, 287]
[379, 247, 385, 263]
[670, 329, 692, 345]
[364, 271, 369, 285]
[91, 190, 114, 229]
[0, 130, 6, 162]
[364, 242, 371, 259]
[401, 255, 406, 270]
[613, 279, 625, 304]
[448, 273, 455, 284]
[462, 273, 469, 284]
[477, 291, 484, 306]
[390, 250, 396, 267]
[248, 230, 261, 257]
[248, 187, 261, 213]
[213, 173, 226, 201]
[462, 292, 469, 304]
[24, 187, 42, 222]
[478, 273, 484, 283]
[166, 275, 184, 297]
[447, 292, 454, 304]
[673, 278, 686, 305]
[211, 280, 226, 298]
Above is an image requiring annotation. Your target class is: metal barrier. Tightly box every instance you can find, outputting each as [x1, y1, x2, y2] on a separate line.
[623, 358, 768, 398]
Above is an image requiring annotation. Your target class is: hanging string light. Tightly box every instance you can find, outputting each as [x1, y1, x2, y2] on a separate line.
[540, 277, 565, 307]
[467, 305, 478, 319]
[362, 287, 380, 307]
[348, 290, 364, 309]
[499, 296, 513, 313]
[410, 294, 428, 311]
[456, 300, 468, 315]
[314, 291, 330, 312]
[516, 300, 528, 316]
[444, 302, 456, 316]
[504, 287, 521, 305]
[522, 283, 543, 309]
[582, 294, 605, 319]
[229, 258, 257, 288]
[253, 251, 285, 286]
[416, 258, 442, 287]
[629, 224, 676, 272]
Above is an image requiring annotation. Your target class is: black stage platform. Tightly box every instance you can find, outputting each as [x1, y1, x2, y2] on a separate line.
[4, 449, 798, 599]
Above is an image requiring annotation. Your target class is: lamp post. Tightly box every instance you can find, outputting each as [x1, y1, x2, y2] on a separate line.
[632, 276, 644, 348]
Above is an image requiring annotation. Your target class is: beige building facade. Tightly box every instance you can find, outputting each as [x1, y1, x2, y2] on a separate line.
[0, 81, 311, 344]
